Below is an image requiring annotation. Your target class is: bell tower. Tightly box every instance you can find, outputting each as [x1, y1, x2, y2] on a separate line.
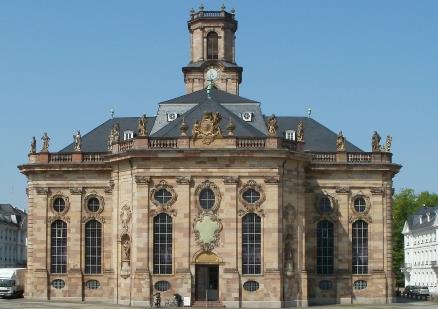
[182, 5, 243, 95]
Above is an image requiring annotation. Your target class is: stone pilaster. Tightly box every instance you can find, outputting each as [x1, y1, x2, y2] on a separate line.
[68, 187, 83, 300]
[131, 175, 151, 306]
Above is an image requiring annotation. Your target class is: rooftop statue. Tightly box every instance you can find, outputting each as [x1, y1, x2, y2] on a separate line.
[336, 131, 346, 152]
[41, 133, 50, 152]
[138, 114, 148, 137]
[73, 130, 82, 152]
[372, 131, 381, 152]
[110, 123, 120, 144]
[29, 136, 36, 154]
[383, 135, 392, 152]
[266, 114, 278, 136]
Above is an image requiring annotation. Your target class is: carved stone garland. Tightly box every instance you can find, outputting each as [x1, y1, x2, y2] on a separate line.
[194, 180, 222, 214]
[47, 192, 70, 224]
[149, 180, 178, 217]
[311, 193, 338, 224]
[193, 180, 223, 252]
[82, 192, 105, 223]
[238, 180, 266, 216]
[348, 193, 372, 223]
[119, 203, 132, 279]
[193, 213, 223, 252]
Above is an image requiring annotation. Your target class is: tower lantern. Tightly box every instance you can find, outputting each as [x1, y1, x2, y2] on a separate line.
[183, 6, 242, 95]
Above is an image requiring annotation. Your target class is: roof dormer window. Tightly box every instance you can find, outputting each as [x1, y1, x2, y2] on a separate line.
[123, 130, 134, 141]
[285, 130, 296, 141]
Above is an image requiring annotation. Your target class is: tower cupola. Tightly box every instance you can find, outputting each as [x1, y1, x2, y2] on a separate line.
[183, 6, 242, 95]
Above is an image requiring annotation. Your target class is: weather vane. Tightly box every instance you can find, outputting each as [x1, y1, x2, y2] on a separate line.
[110, 108, 115, 119]
[307, 107, 312, 118]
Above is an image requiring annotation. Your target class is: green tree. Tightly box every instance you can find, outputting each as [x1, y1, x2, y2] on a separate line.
[392, 189, 438, 287]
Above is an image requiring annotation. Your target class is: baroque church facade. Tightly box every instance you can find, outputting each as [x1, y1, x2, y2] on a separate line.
[19, 7, 401, 307]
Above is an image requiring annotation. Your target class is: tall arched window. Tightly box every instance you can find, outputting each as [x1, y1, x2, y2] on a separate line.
[153, 213, 172, 274]
[242, 213, 261, 274]
[51, 220, 67, 273]
[207, 32, 218, 60]
[352, 220, 368, 274]
[85, 220, 102, 274]
[317, 220, 334, 274]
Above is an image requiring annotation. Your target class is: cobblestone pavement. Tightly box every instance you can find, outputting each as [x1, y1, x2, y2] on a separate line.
[0, 298, 437, 309]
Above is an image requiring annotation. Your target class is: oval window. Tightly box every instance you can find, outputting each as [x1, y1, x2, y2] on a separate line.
[87, 197, 100, 213]
[154, 189, 173, 205]
[353, 280, 367, 290]
[243, 280, 259, 292]
[319, 197, 332, 213]
[354, 197, 366, 213]
[53, 198, 66, 213]
[85, 280, 100, 289]
[199, 188, 215, 210]
[319, 280, 333, 290]
[154, 281, 170, 292]
[51, 279, 65, 289]
[242, 189, 261, 204]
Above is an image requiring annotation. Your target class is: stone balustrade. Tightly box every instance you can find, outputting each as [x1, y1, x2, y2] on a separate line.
[27, 136, 393, 164]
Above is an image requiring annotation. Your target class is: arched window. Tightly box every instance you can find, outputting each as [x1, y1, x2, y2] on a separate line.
[242, 213, 261, 274]
[199, 188, 215, 210]
[317, 220, 334, 274]
[51, 220, 67, 273]
[153, 213, 172, 274]
[352, 220, 368, 274]
[207, 32, 218, 60]
[85, 220, 102, 274]
[319, 197, 332, 213]
[354, 197, 366, 213]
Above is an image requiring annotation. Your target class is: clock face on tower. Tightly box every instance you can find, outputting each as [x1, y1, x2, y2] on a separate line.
[206, 68, 219, 81]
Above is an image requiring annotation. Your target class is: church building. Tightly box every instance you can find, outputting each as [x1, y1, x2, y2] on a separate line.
[19, 6, 401, 307]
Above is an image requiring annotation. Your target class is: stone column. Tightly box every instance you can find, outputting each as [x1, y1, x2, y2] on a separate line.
[68, 187, 84, 301]
[131, 176, 151, 307]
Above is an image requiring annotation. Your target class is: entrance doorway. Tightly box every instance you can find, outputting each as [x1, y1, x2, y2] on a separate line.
[195, 265, 219, 301]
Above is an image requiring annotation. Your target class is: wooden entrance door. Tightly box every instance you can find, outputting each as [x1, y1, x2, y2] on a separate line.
[195, 265, 219, 301]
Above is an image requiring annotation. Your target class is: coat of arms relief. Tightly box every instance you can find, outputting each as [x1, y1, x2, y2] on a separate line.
[192, 112, 222, 144]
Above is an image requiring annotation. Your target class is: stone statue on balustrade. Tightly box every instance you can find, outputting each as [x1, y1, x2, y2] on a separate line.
[110, 123, 120, 144]
[383, 135, 392, 152]
[336, 131, 346, 152]
[138, 114, 148, 137]
[73, 130, 82, 152]
[266, 114, 278, 136]
[372, 131, 381, 152]
[41, 133, 50, 152]
[29, 136, 36, 154]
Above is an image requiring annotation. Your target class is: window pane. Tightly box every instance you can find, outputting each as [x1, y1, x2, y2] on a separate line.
[85, 220, 102, 274]
[153, 213, 172, 274]
[51, 220, 67, 273]
[352, 220, 368, 274]
[317, 220, 334, 274]
[242, 213, 261, 275]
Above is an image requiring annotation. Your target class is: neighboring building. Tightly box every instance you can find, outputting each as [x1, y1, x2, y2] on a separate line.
[0, 204, 27, 268]
[19, 7, 401, 307]
[402, 206, 438, 293]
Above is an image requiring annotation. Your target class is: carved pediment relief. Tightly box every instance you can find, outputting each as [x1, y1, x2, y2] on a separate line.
[192, 111, 222, 145]
[120, 203, 132, 234]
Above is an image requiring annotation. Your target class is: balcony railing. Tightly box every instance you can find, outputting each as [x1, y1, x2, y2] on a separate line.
[347, 153, 372, 163]
[312, 153, 336, 162]
[148, 138, 178, 149]
[236, 138, 266, 149]
[49, 154, 72, 163]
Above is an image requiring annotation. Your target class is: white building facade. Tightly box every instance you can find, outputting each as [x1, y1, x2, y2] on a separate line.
[402, 206, 438, 292]
[0, 204, 27, 268]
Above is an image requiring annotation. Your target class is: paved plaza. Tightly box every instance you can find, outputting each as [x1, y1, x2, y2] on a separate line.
[0, 298, 437, 309]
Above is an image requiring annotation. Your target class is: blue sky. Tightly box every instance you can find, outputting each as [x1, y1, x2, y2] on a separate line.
[1, 0, 437, 209]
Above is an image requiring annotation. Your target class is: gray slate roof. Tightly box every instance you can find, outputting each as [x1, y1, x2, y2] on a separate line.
[275, 117, 363, 152]
[406, 206, 438, 231]
[61, 117, 156, 153]
[0, 204, 26, 227]
[151, 98, 265, 138]
[159, 88, 258, 104]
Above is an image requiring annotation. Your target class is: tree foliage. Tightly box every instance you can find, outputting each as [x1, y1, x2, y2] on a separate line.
[392, 189, 438, 286]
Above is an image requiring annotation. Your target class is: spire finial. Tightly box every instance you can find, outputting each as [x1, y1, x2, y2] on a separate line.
[199, 3, 204, 11]
[221, 4, 226, 11]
